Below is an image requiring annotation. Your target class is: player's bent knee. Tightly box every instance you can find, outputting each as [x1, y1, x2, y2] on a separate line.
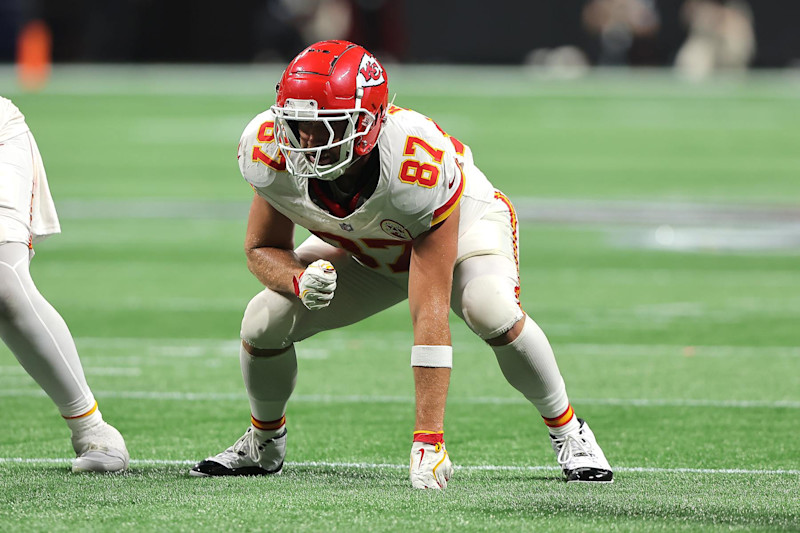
[460, 275, 524, 340]
[240, 288, 297, 350]
[485, 315, 526, 346]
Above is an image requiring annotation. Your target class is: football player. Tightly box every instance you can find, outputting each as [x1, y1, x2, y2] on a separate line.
[0, 96, 129, 473]
[190, 41, 612, 487]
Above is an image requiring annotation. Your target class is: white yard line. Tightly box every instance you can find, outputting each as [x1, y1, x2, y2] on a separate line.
[36, 295, 800, 317]
[0, 457, 797, 476]
[67, 337, 800, 358]
[51, 197, 800, 225]
[556, 343, 800, 357]
[45, 197, 800, 253]
[0, 366, 141, 376]
[1, 388, 797, 408]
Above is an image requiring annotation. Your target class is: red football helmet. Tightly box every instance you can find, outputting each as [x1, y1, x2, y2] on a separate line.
[271, 40, 389, 180]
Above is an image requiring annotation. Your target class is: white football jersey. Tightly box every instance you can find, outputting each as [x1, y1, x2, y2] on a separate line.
[0, 97, 30, 142]
[238, 105, 497, 274]
[0, 97, 60, 243]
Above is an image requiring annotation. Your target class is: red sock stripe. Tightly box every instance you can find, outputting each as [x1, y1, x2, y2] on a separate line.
[413, 431, 444, 444]
[63, 401, 97, 420]
[542, 405, 574, 428]
[251, 415, 285, 431]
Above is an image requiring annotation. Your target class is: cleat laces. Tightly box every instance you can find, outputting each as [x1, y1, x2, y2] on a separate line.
[229, 428, 263, 461]
[554, 432, 594, 467]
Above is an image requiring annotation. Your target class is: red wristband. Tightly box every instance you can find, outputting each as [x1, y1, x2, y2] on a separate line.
[292, 271, 303, 297]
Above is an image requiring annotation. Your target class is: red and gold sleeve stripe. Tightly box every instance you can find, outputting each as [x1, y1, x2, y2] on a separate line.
[542, 405, 575, 428]
[431, 164, 465, 227]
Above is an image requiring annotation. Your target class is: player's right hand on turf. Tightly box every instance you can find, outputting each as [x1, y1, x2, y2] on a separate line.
[409, 440, 453, 489]
[293, 259, 337, 310]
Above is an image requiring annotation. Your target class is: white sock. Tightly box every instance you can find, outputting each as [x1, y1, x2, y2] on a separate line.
[64, 404, 105, 435]
[239, 343, 297, 427]
[491, 316, 578, 432]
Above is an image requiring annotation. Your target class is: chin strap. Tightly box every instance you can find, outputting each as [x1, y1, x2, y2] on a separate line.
[354, 87, 364, 111]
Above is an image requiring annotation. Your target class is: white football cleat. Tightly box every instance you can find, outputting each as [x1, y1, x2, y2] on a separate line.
[71, 422, 129, 473]
[409, 441, 453, 489]
[189, 426, 286, 477]
[550, 418, 613, 483]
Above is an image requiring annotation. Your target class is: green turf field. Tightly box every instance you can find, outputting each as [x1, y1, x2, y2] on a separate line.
[1, 66, 798, 532]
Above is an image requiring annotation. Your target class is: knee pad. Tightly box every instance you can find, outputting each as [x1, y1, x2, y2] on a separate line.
[460, 275, 523, 340]
[240, 289, 298, 350]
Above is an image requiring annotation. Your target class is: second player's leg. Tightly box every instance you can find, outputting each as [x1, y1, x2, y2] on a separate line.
[0, 241, 129, 472]
[0, 242, 96, 416]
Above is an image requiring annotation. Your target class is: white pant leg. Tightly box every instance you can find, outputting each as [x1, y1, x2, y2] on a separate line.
[238, 235, 410, 422]
[241, 234, 408, 349]
[451, 193, 522, 337]
[451, 196, 572, 422]
[0, 242, 95, 417]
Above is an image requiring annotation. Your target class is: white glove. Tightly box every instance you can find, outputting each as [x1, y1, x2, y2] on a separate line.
[409, 440, 453, 489]
[293, 259, 337, 310]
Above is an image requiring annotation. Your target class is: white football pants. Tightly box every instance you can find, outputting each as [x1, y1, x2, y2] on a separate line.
[239, 195, 571, 423]
[0, 242, 96, 417]
[0, 114, 93, 419]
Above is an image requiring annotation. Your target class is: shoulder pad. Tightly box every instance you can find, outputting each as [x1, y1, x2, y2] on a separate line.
[238, 110, 286, 189]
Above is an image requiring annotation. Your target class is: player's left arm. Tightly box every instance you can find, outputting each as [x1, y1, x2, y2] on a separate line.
[408, 204, 460, 432]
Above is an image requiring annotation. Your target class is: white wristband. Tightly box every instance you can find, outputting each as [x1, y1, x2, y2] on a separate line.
[410, 345, 453, 368]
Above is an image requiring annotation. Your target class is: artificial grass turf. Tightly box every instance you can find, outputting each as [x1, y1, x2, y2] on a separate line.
[1, 67, 798, 531]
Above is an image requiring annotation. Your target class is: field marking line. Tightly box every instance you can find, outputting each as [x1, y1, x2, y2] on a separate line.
[51, 197, 800, 226]
[62, 336, 800, 358]
[555, 343, 800, 358]
[0, 457, 797, 476]
[1, 388, 798, 408]
[0, 366, 141, 376]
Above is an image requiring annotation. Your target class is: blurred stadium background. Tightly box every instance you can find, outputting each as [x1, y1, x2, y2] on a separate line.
[1, 1, 799, 531]
[2, 0, 800, 69]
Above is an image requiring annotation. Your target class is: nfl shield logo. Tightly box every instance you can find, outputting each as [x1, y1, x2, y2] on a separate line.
[339, 223, 354, 232]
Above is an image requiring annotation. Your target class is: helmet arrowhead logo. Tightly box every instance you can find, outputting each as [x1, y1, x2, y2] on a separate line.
[357, 54, 385, 88]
